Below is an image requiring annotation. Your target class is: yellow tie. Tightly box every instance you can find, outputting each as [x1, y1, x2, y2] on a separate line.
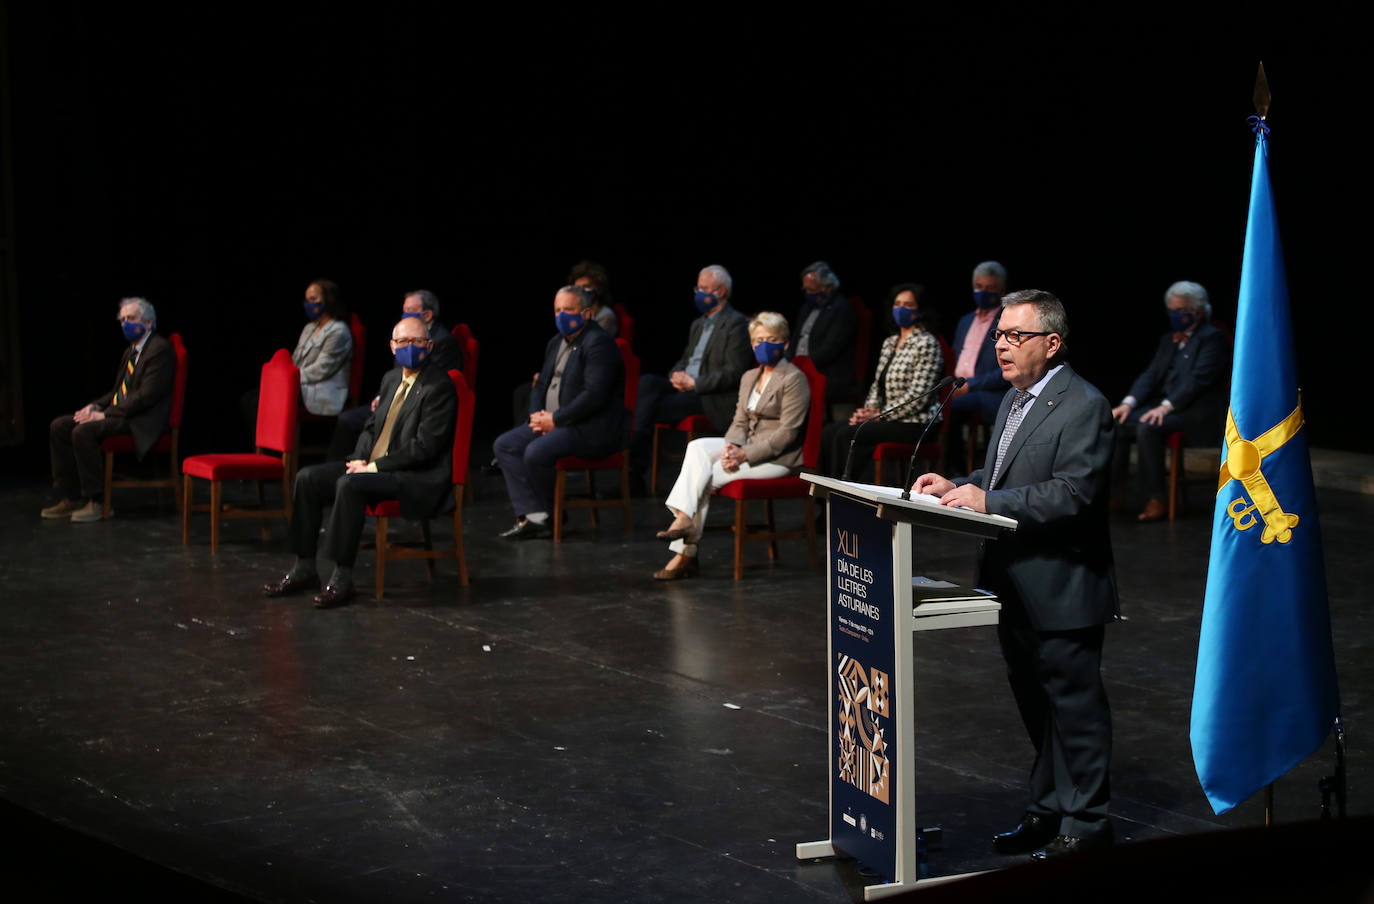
[113, 352, 137, 406]
[369, 378, 412, 463]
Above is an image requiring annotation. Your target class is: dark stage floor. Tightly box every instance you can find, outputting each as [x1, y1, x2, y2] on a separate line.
[1, 464, 1370, 902]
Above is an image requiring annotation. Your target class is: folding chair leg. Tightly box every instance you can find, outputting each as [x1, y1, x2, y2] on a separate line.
[209, 480, 222, 554]
[375, 516, 388, 599]
[553, 470, 567, 543]
[733, 498, 746, 581]
[103, 452, 114, 519]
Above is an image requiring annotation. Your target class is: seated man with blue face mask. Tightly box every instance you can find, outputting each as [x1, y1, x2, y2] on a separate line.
[264, 315, 458, 608]
[43, 297, 175, 523]
[492, 284, 627, 539]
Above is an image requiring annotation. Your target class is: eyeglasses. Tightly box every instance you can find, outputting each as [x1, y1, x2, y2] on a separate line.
[989, 329, 1053, 346]
[391, 337, 429, 347]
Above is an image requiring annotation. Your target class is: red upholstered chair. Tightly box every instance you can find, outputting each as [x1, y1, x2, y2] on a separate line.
[452, 323, 479, 391]
[651, 413, 714, 497]
[346, 313, 366, 406]
[713, 356, 825, 580]
[872, 333, 957, 485]
[101, 332, 189, 518]
[368, 369, 475, 596]
[612, 304, 634, 347]
[181, 349, 300, 553]
[553, 339, 639, 542]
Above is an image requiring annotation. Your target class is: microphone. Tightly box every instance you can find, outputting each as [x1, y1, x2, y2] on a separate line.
[900, 377, 966, 499]
[842, 375, 957, 481]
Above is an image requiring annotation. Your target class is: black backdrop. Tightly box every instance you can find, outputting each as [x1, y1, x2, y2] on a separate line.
[4, 3, 1364, 470]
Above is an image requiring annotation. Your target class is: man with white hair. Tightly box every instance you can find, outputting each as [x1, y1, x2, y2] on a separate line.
[789, 260, 857, 404]
[43, 297, 175, 522]
[1111, 280, 1230, 521]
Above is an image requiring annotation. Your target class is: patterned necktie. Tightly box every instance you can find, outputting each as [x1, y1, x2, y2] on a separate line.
[113, 350, 138, 406]
[989, 389, 1033, 488]
[368, 379, 412, 463]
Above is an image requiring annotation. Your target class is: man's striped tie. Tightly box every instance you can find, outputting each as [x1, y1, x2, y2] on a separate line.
[113, 351, 138, 406]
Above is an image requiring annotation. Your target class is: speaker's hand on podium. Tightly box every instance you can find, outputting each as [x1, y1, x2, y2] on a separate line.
[938, 482, 987, 513]
[912, 472, 954, 499]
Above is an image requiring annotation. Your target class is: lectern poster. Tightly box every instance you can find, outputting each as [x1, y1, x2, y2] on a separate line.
[827, 494, 896, 880]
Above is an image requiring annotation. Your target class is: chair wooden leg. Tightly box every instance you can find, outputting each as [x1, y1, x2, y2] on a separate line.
[651, 425, 662, 497]
[553, 469, 567, 542]
[586, 470, 600, 528]
[804, 497, 819, 568]
[620, 461, 633, 532]
[874, 458, 885, 486]
[1168, 445, 1181, 521]
[765, 500, 778, 561]
[421, 520, 436, 582]
[375, 516, 388, 599]
[182, 475, 193, 544]
[209, 480, 222, 555]
[103, 452, 114, 519]
[733, 498, 746, 581]
[454, 503, 469, 587]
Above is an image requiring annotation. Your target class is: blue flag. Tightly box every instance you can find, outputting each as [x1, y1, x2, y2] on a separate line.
[1189, 120, 1340, 814]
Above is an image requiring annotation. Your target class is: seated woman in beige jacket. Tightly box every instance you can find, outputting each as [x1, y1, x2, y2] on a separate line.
[654, 311, 811, 580]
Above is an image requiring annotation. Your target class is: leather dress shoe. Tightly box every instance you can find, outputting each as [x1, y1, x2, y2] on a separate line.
[263, 573, 321, 598]
[992, 813, 1059, 855]
[313, 583, 356, 609]
[653, 558, 700, 581]
[1030, 827, 1115, 860]
[655, 523, 692, 540]
[1137, 497, 1167, 522]
[499, 518, 551, 539]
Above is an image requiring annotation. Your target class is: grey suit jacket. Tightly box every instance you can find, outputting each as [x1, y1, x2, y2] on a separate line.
[293, 318, 353, 415]
[724, 358, 811, 470]
[672, 305, 754, 432]
[955, 363, 1118, 631]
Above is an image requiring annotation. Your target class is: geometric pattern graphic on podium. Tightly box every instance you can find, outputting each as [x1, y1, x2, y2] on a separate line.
[837, 655, 890, 805]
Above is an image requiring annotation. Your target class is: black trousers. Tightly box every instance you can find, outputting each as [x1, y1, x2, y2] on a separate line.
[49, 414, 130, 499]
[819, 420, 925, 481]
[289, 462, 402, 567]
[997, 599, 1112, 840]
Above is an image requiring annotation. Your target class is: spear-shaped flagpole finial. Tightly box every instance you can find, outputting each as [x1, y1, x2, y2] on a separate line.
[1253, 61, 1271, 120]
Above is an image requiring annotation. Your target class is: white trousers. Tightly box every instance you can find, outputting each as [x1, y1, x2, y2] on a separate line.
[663, 437, 793, 556]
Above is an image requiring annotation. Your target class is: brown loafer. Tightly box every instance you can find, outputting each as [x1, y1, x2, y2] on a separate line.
[313, 583, 356, 609]
[653, 558, 700, 581]
[263, 573, 321, 598]
[1137, 498, 1167, 522]
[655, 525, 692, 540]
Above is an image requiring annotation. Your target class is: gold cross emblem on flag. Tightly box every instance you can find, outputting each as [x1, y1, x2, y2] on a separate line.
[1217, 394, 1303, 545]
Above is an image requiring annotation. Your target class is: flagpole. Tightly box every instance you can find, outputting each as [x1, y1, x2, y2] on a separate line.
[1256, 60, 1273, 833]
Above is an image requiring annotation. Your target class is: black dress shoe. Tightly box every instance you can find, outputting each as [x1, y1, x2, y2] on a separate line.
[1030, 826, 1114, 861]
[263, 573, 321, 598]
[313, 583, 356, 609]
[499, 518, 551, 539]
[992, 813, 1059, 855]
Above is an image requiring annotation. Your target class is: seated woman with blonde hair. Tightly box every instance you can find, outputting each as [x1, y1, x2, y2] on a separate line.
[653, 311, 810, 580]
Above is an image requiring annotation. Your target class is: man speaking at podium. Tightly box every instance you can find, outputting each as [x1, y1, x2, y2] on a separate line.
[912, 289, 1117, 860]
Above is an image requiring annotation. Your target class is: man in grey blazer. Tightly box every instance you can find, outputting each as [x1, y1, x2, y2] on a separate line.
[629, 264, 753, 486]
[264, 315, 458, 608]
[914, 289, 1117, 860]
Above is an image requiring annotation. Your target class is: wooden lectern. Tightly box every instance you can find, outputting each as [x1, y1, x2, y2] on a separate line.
[795, 474, 1017, 899]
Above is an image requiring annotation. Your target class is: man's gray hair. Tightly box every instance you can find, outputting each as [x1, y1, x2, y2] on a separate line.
[406, 289, 441, 320]
[1165, 280, 1211, 320]
[701, 264, 733, 299]
[558, 284, 595, 309]
[801, 260, 841, 292]
[972, 260, 1008, 288]
[119, 297, 156, 328]
[1002, 289, 1069, 345]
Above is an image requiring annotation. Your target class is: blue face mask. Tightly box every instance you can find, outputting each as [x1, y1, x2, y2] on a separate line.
[304, 300, 324, 320]
[122, 320, 147, 342]
[394, 343, 428, 369]
[693, 290, 718, 314]
[753, 340, 786, 367]
[973, 290, 1001, 310]
[803, 291, 827, 306]
[1168, 309, 1197, 332]
[892, 306, 921, 328]
[555, 311, 585, 336]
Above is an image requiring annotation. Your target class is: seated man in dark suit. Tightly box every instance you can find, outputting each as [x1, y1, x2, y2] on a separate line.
[947, 260, 1012, 463]
[1112, 280, 1229, 521]
[44, 297, 175, 523]
[629, 264, 753, 485]
[327, 289, 463, 460]
[788, 260, 857, 406]
[493, 284, 627, 539]
[264, 315, 458, 608]
[914, 289, 1118, 860]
